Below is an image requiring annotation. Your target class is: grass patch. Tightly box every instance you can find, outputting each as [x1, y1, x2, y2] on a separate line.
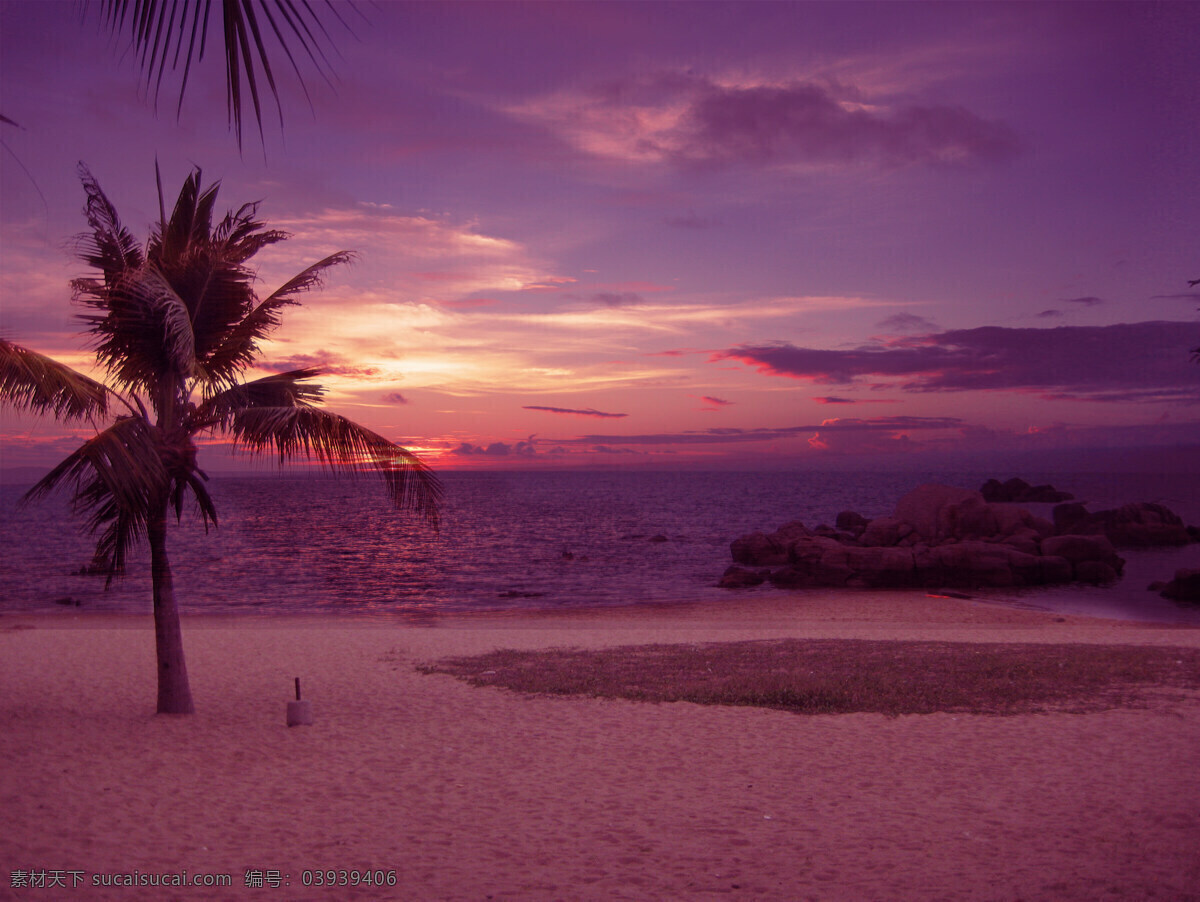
[417, 639, 1200, 717]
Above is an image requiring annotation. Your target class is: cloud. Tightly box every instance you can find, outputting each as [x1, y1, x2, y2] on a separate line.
[437, 298, 500, 309]
[1037, 309, 1063, 318]
[1064, 296, 1104, 306]
[268, 204, 561, 301]
[383, 392, 409, 404]
[523, 405, 628, 419]
[566, 416, 963, 446]
[452, 440, 537, 458]
[812, 396, 898, 405]
[511, 71, 1019, 172]
[875, 313, 939, 333]
[718, 321, 1199, 399]
[261, 351, 381, 377]
[589, 292, 644, 308]
[1038, 388, 1199, 404]
[677, 83, 1019, 169]
[808, 430, 918, 455]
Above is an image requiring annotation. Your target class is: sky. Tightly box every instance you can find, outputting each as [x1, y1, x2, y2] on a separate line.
[1, 1, 1198, 473]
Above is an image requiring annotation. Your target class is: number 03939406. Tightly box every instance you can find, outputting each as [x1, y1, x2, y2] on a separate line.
[301, 870, 397, 887]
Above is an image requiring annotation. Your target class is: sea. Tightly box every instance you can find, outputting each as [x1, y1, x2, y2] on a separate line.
[2, 469, 1199, 624]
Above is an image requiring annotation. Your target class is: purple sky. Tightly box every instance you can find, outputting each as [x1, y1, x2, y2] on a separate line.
[2, 1, 1197, 472]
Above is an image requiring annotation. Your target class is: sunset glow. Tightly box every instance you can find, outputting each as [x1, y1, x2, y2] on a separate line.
[1, 1, 1197, 473]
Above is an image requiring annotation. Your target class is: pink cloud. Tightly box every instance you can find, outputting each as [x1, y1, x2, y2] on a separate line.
[437, 298, 500, 309]
[262, 351, 380, 377]
[565, 416, 962, 446]
[696, 394, 733, 411]
[813, 396, 900, 405]
[523, 405, 628, 419]
[588, 281, 676, 293]
[520, 72, 1020, 172]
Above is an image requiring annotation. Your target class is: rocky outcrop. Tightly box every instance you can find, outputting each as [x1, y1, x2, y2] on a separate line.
[718, 566, 769, 589]
[1052, 501, 1193, 547]
[981, 477, 1074, 504]
[1158, 569, 1200, 603]
[723, 483, 1125, 591]
[722, 481, 1200, 592]
[892, 484, 981, 544]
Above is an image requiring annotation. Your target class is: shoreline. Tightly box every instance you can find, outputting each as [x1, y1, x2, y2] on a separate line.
[5, 588, 1198, 641]
[3, 593, 1199, 900]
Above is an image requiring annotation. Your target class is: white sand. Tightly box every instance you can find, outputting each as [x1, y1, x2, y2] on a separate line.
[2, 593, 1198, 900]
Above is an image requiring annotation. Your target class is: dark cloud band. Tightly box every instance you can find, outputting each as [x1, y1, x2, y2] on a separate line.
[718, 321, 1199, 398]
[524, 405, 628, 418]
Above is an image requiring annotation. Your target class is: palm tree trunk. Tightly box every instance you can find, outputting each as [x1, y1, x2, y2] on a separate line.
[149, 502, 194, 714]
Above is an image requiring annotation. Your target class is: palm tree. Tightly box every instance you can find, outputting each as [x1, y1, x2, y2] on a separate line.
[0, 164, 441, 714]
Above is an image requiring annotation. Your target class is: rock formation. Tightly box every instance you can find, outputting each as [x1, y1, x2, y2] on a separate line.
[980, 477, 1074, 504]
[721, 482, 1174, 591]
[1157, 569, 1200, 603]
[1052, 501, 1193, 547]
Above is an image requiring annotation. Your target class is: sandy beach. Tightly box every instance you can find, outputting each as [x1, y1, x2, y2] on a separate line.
[2, 593, 1199, 901]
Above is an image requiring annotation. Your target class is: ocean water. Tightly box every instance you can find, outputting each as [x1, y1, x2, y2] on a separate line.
[1, 469, 1198, 623]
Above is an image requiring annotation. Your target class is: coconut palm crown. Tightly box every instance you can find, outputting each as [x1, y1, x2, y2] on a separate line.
[0, 165, 441, 714]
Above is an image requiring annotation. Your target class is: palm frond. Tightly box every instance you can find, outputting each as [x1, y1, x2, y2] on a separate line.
[0, 338, 112, 421]
[76, 164, 144, 279]
[189, 367, 325, 426]
[91, 0, 361, 150]
[75, 263, 198, 391]
[156, 167, 221, 261]
[174, 468, 218, 529]
[24, 416, 167, 583]
[150, 171, 298, 371]
[263, 251, 355, 305]
[226, 405, 443, 527]
[213, 200, 289, 263]
[199, 252, 352, 386]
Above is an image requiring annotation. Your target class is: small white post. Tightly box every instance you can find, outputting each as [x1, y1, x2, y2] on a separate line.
[287, 676, 313, 726]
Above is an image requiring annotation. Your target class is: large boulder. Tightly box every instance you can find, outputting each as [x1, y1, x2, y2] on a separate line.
[1040, 534, 1125, 580]
[718, 565, 769, 589]
[843, 546, 918, 588]
[759, 537, 1074, 590]
[1160, 569, 1200, 603]
[859, 516, 917, 547]
[918, 542, 1021, 588]
[981, 477, 1074, 504]
[917, 494, 1053, 544]
[1001, 529, 1042, 556]
[773, 520, 814, 544]
[893, 484, 983, 543]
[722, 483, 1154, 593]
[731, 532, 788, 566]
[1053, 502, 1093, 534]
[787, 536, 856, 585]
[1054, 501, 1192, 547]
[835, 510, 870, 536]
[1095, 503, 1192, 547]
